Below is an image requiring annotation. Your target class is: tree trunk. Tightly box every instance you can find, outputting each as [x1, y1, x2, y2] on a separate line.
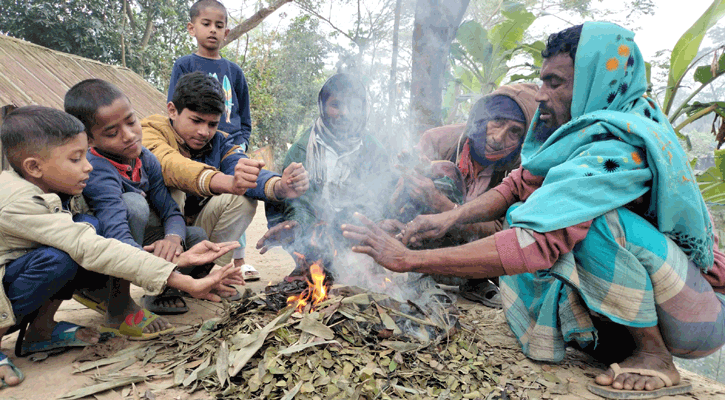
[410, 0, 470, 138]
[121, 0, 127, 68]
[386, 0, 403, 128]
[221, 0, 293, 48]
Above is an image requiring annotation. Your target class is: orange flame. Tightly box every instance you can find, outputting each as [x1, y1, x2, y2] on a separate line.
[287, 260, 329, 312]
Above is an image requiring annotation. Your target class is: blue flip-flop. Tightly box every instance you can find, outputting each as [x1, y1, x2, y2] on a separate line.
[0, 352, 24, 388]
[20, 321, 96, 356]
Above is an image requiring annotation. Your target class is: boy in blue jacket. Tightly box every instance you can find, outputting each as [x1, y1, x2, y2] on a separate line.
[168, 0, 256, 269]
[65, 79, 209, 323]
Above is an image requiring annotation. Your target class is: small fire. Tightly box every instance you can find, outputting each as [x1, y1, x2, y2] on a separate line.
[287, 260, 330, 312]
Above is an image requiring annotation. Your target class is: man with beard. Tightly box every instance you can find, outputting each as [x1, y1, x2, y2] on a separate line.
[385, 84, 537, 308]
[342, 23, 725, 399]
[259, 73, 394, 280]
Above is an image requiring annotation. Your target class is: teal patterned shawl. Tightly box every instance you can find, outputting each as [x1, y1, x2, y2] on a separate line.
[510, 21, 714, 271]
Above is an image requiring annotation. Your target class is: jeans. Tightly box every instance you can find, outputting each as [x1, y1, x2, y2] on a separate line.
[122, 192, 207, 249]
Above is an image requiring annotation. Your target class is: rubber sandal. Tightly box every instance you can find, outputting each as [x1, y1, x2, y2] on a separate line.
[586, 363, 693, 399]
[19, 321, 96, 356]
[140, 287, 189, 315]
[98, 309, 174, 341]
[72, 290, 107, 315]
[241, 264, 261, 281]
[459, 279, 503, 309]
[0, 352, 23, 388]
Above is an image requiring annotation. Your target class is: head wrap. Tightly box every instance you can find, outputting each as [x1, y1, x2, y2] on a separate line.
[466, 95, 526, 167]
[513, 21, 714, 271]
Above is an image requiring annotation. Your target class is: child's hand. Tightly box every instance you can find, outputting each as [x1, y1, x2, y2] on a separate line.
[232, 158, 263, 195]
[274, 162, 309, 199]
[143, 235, 183, 262]
[168, 263, 244, 301]
[174, 240, 240, 267]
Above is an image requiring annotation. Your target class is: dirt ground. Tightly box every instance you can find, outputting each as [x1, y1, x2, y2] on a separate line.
[1, 202, 725, 400]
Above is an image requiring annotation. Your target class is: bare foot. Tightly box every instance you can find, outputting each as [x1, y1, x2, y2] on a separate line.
[146, 295, 187, 310]
[594, 351, 680, 391]
[0, 362, 21, 386]
[106, 300, 172, 334]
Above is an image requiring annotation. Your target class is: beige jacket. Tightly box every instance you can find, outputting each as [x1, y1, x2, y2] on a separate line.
[0, 170, 176, 328]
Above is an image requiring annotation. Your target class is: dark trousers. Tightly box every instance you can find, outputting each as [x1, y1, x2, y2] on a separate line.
[2, 214, 98, 325]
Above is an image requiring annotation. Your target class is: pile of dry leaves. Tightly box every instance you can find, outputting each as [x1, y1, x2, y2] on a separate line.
[60, 287, 578, 400]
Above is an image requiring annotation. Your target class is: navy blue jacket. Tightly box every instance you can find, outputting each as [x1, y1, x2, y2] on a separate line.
[84, 147, 187, 248]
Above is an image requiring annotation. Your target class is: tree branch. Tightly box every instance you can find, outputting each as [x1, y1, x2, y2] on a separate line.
[222, 0, 293, 48]
[295, 1, 356, 44]
[139, 5, 154, 50]
[125, 0, 137, 30]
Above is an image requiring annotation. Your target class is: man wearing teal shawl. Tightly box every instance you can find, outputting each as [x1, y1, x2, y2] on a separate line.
[342, 22, 725, 399]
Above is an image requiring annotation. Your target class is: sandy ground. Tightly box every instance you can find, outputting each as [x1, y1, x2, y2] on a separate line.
[1, 202, 725, 399]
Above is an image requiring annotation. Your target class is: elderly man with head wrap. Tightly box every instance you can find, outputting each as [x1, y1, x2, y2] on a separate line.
[385, 84, 537, 308]
[259, 73, 394, 279]
[342, 22, 725, 399]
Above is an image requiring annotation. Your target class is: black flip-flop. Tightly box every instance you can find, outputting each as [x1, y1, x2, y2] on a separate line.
[141, 287, 188, 315]
[459, 279, 503, 309]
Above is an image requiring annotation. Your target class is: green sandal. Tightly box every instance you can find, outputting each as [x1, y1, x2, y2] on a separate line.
[98, 309, 174, 341]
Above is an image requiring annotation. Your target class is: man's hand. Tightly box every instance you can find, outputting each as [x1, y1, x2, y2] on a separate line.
[256, 221, 299, 254]
[404, 173, 455, 213]
[342, 213, 412, 273]
[401, 212, 457, 247]
[143, 235, 183, 262]
[274, 162, 309, 200]
[169, 263, 245, 302]
[174, 240, 240, 268]
[378, 219, 405, 237]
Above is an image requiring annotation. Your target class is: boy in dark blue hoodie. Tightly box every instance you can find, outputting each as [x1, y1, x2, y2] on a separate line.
[65, 79, 208, 325]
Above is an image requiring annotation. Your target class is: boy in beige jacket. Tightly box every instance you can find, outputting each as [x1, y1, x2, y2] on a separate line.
[0, 106, 244, 388]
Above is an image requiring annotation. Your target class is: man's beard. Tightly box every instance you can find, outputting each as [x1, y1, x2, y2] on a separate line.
[532, 121, 557, 142]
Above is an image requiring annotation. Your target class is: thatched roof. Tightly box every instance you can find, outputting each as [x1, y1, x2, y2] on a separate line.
[0, 33, 166, 117]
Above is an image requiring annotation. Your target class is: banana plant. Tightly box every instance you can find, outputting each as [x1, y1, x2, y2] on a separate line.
[662, 0, 725, 117]
[442, 1, 539, 121]
[662, 0, 725, 205]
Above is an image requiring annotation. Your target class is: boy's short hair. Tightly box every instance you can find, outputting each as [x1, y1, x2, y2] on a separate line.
[171, 72, 226, 116]
[1, 105, 85, 173]
[64, 79, 126, 137]
[190, 0, 228, 23]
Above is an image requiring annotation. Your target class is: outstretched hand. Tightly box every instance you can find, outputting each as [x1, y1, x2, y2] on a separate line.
[183, 263, 245, 302]
[378, 219, 406, 237]
[403, 173, 454, 213]
[275, 162, 310, 199]
[171, 240, 240, 268]
[256, 221, 299, 254]
[342, 213, 412, 273]
[401, 212, 457, 247]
